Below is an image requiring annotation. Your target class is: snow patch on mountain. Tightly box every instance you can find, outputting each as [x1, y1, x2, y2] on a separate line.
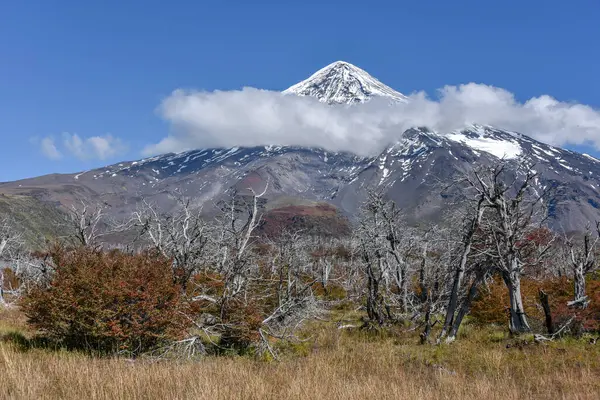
[583, 153, 600, 163]
[444, 125, 522, 159]
[446, 132, 522, 159]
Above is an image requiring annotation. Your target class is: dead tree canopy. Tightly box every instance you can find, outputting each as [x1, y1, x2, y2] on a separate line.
[356, 190, 414, 326]
[467, 162, 553, 334]
[438, 161, 554, 338]
[132, 195, 210, 289]
[64, 201, 107, 248]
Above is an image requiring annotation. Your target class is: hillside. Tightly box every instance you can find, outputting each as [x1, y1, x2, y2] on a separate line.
[0, 194, 67, 248]
[2, 62, 600, 237]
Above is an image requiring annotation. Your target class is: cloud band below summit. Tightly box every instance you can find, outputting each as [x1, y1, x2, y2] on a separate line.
[145, 83, 600, 157]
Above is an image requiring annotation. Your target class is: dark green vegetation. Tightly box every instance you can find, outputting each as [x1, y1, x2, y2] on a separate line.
[0, 194, 67, 248]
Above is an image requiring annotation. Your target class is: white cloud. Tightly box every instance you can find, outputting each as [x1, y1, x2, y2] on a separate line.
[36, 133, 127, 161]
[39, 137, 62, 160]
[62, 133, 127, 160]
[144, 84, 600, 157]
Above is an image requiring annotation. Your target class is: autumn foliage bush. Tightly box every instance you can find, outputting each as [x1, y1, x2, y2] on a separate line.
[21, 246, 188, 355]
[471, 275, 600, 334]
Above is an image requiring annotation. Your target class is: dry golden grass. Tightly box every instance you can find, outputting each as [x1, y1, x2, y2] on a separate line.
[1, 308, 600, 400]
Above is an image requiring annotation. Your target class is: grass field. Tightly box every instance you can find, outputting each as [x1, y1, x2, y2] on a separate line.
[1, 307, 600, 400]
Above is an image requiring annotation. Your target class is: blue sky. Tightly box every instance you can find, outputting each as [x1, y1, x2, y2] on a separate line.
[1, 0, 600, 181]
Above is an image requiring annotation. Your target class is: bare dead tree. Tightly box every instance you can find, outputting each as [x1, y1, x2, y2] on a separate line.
[539, 289, 554, 334]
[415, 224, 453, 344]
[445, 260, 489, 341]
[264, 229, 318, 326]
[356, 191, 413, 325]
[357, 191, 390, 325]
[309, 237, 338, 291]
[133, 195, 210, 289]
[565, 222, 600, 308]
[64, 200, 106, 248]
[0, 218, 18, 258]
[259, 236, 322, 359]
[380, 198, 412, 314]
[438, 198, 486, 343]
[466, 162, 552, 334]
[213, 184, 268, 324]
[0, 217, 24, 307]
[328, 236, 362, 307]
[267, 229, 306, 303]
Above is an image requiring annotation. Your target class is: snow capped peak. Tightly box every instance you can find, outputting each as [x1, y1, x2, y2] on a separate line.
[283, 61, 408, 104]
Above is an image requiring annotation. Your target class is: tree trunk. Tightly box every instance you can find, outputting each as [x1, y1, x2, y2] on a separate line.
[0, 239, 7, 257]
[503, 271, 531, 334]
[573, 263, 587, 305]
[0, 269, 6, 307]
[420, 305, 432, 344]
[446, 270, 485, 342]
[438, 202, 484, 342]
[366, 261, 384, 325]
[418, 242, 428, 304]
[538, 289, 554, 335]
[401, 266, 408, 314]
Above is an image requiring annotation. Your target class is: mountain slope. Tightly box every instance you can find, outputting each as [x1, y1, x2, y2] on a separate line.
[334, 125, 600, 231]
[0, 146, 372, 224]
[283, 61, 408, 104]
[2, 63, 600, 238]
[3, 124, 600, 233]
[0, 194, 68, 248]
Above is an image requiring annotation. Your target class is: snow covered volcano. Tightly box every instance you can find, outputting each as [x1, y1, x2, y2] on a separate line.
[283, 61, 408, 104]
[3, 62, 600, 236]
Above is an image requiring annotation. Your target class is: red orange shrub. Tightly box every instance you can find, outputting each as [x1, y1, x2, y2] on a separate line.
[21, 247, 188, 354]
[471, 275, 600, 334]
